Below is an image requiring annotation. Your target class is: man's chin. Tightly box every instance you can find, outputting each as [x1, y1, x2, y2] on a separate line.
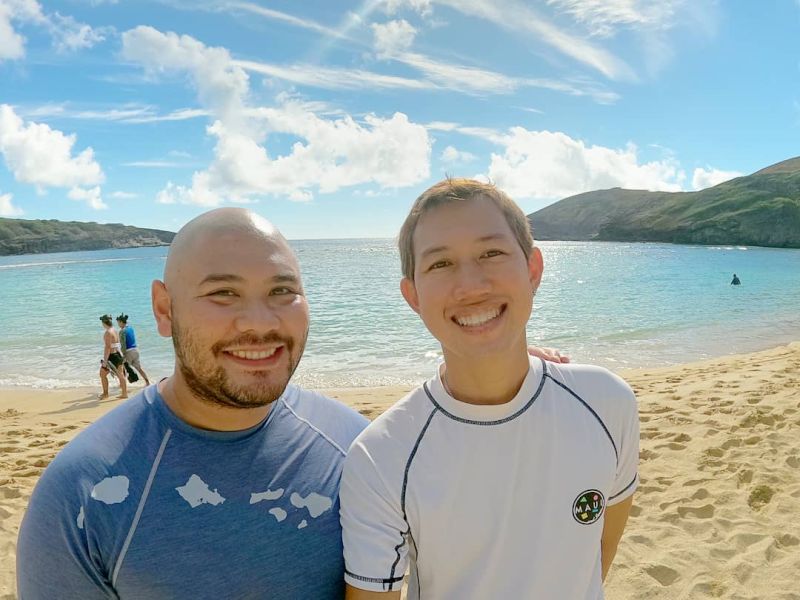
[222, 380, 289, 408]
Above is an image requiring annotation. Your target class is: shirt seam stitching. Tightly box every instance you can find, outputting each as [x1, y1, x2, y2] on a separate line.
[280, 398, 347, 457]
[111, 427, 172, 587]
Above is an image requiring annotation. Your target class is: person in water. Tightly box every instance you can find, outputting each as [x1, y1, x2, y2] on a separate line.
[99, 314, 128, 399]
[117, 313, 151, 385]
[731, 273, 741, 285]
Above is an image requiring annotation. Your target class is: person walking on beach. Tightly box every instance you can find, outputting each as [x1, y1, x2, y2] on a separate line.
[340, 179, 640, 599]
[98, 314, 128, 400]
[117, 313, 151, 385]
[17, 208, 567, 599]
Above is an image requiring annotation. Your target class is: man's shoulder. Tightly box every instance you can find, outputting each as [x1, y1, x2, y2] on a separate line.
[280, 385, 370, 455]
[42, 387, 162, 487]
[348, 385, 435, 456]
[544, 361, 637, 417]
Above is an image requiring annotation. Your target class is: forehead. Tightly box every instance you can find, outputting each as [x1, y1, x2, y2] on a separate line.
[181, 230, 300, 283]
[413, 199, 513, 252]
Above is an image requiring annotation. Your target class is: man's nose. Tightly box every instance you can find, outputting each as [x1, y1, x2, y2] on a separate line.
[453, 262, 491, 302]
[234, 299, 281, 333]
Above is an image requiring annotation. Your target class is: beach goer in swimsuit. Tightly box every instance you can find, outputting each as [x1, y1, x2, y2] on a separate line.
[340, 179, 639, 600]
[17, 209, 568, 599]
[99, 314, 128, 400]
[117, 313, 151, 385]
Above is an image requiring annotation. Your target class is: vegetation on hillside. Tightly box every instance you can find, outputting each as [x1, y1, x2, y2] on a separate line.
[0, 218, 175, 256]
[528, 159, 800, 248]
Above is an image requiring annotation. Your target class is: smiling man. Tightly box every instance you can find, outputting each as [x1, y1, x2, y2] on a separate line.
[340, 179, 640, 599]
[17, 209, 369, 599]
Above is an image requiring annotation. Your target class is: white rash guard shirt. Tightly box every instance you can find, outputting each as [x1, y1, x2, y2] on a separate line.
[340, 357, 639, 600]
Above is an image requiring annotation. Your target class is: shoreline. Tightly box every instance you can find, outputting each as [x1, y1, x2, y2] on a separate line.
[2, 342, 799, 598]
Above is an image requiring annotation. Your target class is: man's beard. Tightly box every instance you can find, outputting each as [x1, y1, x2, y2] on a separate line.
[171, 316, 307, 410]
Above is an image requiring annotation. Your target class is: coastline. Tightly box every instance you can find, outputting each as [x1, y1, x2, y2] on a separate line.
[2, 342, 799, 599]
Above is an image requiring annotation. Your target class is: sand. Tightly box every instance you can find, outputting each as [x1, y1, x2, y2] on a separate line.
[2, 343, 799, 599]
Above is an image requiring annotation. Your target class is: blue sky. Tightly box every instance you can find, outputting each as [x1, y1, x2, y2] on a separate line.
[1, 0, 799, 239]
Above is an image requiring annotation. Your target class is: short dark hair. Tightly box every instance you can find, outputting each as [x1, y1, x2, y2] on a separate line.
[117, 313, 128, 323]
[398, 178, 534, 280]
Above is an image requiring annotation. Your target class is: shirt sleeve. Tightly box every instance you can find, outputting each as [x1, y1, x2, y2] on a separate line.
[339, 439, 409, 593]
[607, 382, 640, 506]
[17, 466, 116, 599]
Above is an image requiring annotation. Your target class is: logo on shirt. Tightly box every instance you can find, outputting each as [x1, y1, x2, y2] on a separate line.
[573, 489, 605, 524]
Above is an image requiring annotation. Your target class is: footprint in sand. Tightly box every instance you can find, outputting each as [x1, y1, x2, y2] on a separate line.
[677, 504, 715, 519]
[786, 456, 800, 469]
[654, 441, 686, 451]
[643, 565, 680, 586]
[748, 485, 775, 510]
[639, 449, 659, 461]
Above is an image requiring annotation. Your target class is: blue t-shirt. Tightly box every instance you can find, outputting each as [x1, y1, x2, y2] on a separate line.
[17, 384, 368, 599]
[121, 325, 137, 351]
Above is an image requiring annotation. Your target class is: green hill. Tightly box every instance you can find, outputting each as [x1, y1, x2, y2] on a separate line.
[528, 157, 800, 248]
[0, 218, 175, 256]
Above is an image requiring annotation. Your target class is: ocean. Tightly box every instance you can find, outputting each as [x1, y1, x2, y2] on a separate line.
[1, 240, 799, 389]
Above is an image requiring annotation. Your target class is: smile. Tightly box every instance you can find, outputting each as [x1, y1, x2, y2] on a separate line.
[453, 306, 503, 328]
[226, 348, 280, 360]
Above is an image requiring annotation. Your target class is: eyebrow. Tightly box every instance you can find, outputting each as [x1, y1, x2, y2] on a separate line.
[418, 233, 510, 259]
[198, 273, 300, 285]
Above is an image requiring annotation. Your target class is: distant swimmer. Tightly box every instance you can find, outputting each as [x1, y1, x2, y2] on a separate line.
[731, 273, 741, 285]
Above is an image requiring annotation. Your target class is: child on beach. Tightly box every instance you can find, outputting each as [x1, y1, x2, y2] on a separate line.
[340, 179, 640, 599]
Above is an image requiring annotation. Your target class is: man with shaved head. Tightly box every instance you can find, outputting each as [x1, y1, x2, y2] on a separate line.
[17, 208, 369, 599]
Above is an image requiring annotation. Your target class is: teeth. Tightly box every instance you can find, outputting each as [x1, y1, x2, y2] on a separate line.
[455, 308, 500, 327]
[229, 348, 278, 360]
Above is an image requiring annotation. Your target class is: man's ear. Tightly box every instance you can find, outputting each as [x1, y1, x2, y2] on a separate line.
[151, 280, 173, 338]
[528, 247, 544, 295]
[400, 277, 420, 315]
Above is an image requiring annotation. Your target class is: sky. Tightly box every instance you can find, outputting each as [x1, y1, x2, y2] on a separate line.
[1, 0, 799, 239]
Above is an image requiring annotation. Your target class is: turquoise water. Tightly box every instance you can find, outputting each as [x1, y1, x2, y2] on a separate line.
[1, 241, 799, 389]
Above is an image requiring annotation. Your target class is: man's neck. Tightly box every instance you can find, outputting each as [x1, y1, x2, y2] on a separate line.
[158, 374, 272, 432]
[441, 347, 531, 406]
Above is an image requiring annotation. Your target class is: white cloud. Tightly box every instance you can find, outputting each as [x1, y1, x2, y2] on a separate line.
[0, 104, 104, 191]
[440, 145, 476, 163]
[122, 27, 432, 205]
[48, 12, 107, 52]
[691, 166, 741, 190]
[0, 0, 45, 60]
[166, 107, 431, 204]
[110, 190, 137, 199]
[547, 0, 683, 37]
[0, 1, 106, 60]
[382, 0, 433, 17]
[431, 0, 634, 80]
[372, 19, 417, 56]
[0, 192, 23, 216]
[68, 185, 106, 209]
[224, 2, 352, 40]
[426, 121, 506, 144]
[487, 128, 685, 200]
[236, 59, 433, 91]
[122, 26, 250, 130]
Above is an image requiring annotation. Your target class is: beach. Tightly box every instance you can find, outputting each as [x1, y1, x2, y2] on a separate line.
[2, 343, 799, 599]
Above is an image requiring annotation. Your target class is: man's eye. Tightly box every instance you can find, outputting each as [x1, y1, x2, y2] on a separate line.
[270, 287, 296, 296]
[483, 250, 505, 258]
[428, 260, 450, 270]
[208, 289, 237, 297]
